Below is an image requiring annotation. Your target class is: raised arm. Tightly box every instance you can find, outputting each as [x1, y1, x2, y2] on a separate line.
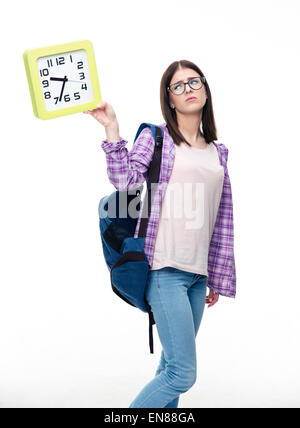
[83, 101, 155, 191]
[101, 127, 155, 191]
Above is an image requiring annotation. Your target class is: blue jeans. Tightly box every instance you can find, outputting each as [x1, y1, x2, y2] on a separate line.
[128, 266, 207, 408]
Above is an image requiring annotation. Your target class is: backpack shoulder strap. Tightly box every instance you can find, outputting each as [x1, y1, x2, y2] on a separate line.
[134, 123, 164, 355]
[137, 122, 163, 240]
[134, 122, 164, 144]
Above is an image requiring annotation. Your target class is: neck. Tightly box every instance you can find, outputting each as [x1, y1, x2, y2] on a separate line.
[176, 110, 204, 144]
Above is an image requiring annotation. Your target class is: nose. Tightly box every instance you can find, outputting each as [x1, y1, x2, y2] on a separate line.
[184, 84, 193, 94]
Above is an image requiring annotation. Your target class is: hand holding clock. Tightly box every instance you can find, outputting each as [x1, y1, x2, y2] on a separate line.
[83, 101, 120, 142]
[83, 101, 118, 128]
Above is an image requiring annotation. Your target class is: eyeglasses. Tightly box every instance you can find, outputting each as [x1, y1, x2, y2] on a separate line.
[167, 76, 206, 95]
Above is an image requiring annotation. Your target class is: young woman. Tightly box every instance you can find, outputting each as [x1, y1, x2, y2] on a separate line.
[84, 60, 236, 408]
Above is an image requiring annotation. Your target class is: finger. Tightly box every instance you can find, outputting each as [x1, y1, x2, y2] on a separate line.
[207, 294, 218, 307]
[211, 296, 219, 306]
[206, 298, 213, 307]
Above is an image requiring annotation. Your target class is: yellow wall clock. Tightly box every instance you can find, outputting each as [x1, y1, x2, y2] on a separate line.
[23, 39, 102, 120]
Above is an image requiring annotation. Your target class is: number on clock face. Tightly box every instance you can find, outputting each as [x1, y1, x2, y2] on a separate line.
[36, 49, 94, 111]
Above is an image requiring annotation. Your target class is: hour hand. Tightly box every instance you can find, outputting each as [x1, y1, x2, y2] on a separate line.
[50, 76, 68, 82]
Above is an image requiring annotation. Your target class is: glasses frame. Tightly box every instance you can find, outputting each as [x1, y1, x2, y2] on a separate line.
[167, 76, 206, 95]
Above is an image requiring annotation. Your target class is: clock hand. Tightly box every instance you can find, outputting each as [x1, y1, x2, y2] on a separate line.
[50, 77, 84, 83]
[66, 79, 86, 83]
[50, 76, 69, 82]
[58, 76, 67, 102]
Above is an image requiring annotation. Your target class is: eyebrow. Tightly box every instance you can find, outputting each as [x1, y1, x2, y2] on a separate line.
[170, 76, 200, 85]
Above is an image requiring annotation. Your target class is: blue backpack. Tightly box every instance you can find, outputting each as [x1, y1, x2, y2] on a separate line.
[98, 123, 164, 354]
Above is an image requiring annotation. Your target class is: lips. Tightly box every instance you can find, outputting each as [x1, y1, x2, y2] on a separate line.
[186, 97, 197, 102]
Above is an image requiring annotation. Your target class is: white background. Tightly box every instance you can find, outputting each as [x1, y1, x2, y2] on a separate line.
[0, 0, 299, 408]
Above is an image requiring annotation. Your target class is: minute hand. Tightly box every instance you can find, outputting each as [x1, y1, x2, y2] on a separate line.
[58, 76, 67, 102]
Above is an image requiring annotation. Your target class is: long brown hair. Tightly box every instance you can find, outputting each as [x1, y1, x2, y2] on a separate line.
[160, 60, 218, 147]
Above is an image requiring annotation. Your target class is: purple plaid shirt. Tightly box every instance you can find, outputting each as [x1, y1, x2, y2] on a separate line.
[101, 123, 236, 298]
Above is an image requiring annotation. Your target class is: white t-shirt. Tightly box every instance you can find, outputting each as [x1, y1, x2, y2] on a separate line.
[150, 141, 224, 275]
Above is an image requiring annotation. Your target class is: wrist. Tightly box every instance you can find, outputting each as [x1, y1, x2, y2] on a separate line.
[105, 123, 120, 142]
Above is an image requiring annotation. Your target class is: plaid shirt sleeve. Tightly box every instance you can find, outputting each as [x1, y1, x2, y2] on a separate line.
[207, 143, 236, 298]
[101, 127, 155, 191]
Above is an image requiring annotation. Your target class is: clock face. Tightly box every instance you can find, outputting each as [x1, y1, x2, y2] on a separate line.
[36, 49, 94, 111]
